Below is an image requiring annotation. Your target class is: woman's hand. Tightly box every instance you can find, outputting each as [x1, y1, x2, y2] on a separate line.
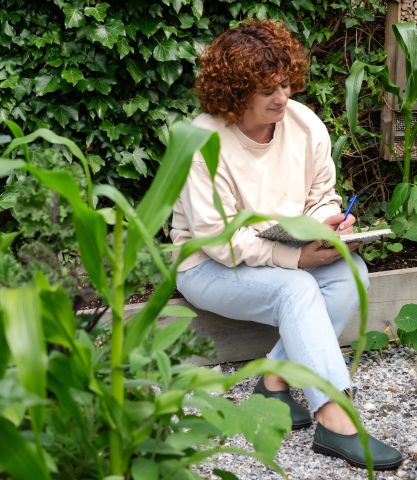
[323, 213, 355, 234]
[298, 213, 359, 268]
[298, 241, 341, 268]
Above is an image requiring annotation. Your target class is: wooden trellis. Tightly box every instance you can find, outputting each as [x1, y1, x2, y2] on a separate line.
[381, 0, 417, 160]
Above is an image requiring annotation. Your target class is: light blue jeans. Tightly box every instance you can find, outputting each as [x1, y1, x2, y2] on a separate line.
[176, 254, 369, 413]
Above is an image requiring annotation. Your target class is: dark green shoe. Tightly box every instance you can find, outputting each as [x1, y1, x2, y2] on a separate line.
[313, 422, 403, 470]
[253, 377, 312, 430]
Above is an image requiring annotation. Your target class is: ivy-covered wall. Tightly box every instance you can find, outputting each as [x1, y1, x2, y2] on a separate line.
[0, 0, 386, 199]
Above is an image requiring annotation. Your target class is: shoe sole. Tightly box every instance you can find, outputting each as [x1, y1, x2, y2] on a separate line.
[312, 442, 402, 470]
[292, 420, 313, 430]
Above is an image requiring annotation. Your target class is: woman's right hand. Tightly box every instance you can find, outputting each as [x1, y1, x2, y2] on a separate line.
[298, 241, 342, 268]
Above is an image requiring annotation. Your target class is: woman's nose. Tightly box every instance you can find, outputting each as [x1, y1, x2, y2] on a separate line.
[272, 88, 288, 102]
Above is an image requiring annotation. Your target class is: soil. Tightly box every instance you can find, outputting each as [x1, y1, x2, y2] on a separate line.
[365, 239, 417, 273]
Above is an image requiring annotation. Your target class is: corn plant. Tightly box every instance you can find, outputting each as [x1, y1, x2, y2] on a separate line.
[345, 22, 417, 241]
[0, 123, 373, 479]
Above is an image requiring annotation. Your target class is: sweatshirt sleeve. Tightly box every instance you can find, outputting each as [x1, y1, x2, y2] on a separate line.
[179, 156, 302, 269]
[303, 125, 342, 222]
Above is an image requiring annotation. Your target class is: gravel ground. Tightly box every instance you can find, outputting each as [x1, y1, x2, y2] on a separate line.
[195, 346, 417, 480]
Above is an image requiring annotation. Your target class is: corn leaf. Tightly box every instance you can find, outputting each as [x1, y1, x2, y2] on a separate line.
[124, 122, 220, 275]
[0, 417, 50, 480]
[393, 22, 417, 111]
[0, 284, 47, 434]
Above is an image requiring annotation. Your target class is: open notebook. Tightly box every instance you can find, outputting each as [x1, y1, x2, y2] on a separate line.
[257, 224, 393, 248]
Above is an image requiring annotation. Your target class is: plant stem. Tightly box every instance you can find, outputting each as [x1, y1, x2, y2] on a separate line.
[403, 109, 412, 184]
[110, 207, 125, 475]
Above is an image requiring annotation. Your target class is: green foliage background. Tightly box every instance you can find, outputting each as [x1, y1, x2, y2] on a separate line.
[0, 0, 387, 201]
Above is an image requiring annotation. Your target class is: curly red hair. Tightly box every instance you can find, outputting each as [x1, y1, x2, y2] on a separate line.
[195, 19, 309, 123]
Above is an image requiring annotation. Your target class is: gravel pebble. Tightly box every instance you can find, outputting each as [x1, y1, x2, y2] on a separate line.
[195, 346, 417, 479]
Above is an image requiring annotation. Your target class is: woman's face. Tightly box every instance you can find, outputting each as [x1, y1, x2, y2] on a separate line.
[243, 80, 291, 126]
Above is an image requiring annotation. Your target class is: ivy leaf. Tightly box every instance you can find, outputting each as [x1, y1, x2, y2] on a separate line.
[100, 120, 130, 141]
[84, 3, 110, 22]
[395, 304, 417, 332]
[125, 59, 146, 84]
[117, 38, 133, 60]
[34, 75, 61, 96]
[89, 19, 126, 49]
[135, 17, 160, 38]
[117, 147, 148, 179]
[153, 38, 181, 62]
[47, 105, 79, 128]
[0, 75, 19, 89]
[61, 68, 84, 86]
[165, 99, 189, 114]
[157, 62, 183, 86]
[172, 0, 183, 14]
[63, 4, 86, 28]
[178, 41, 196, 62]
[192, 0, 204, 20]
[91, 78, 116, 95]
[179, 14, 194, 29]
[88, 96, 116, 120]
[87, 154, 105, 174]
[122, 96, 149, 117]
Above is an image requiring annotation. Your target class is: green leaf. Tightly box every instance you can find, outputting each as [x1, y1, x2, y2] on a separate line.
[87, 154, 105, 174]
[131, 458, 159, 480]
[0, 74, 19, 89]
[153, 38, 182, 62]
[152, 318, 192, 352]
[404, 223, 417, 241]
[154, 390, 184, 416]
[212, 470, 239, 480]
[0, 418, 50, 480]
[34, 75, 61, 96]
[0, 231, 21, 252]
[394, 304, 417, 332]
[398, 327, 417, 349]
[121, 147, 149, 176]
[125, 59, 146, 84]
[389, 182, 411, 216]
[61, 68, 84, 86]
[0, 284, 47, 434]
[91, 78, 115, 95]
[100, 120, 130, 141]
[392, 23, 417, 110]
[122, 96, 149, 117]
[63, 4, 86, 28]
[192, 0, 204, 20]
[154, 350, 172, 387]
[0, 159, 26, 177]
[117, 38, 133, 59]
[351, 331, 390, 351]
[386, 242, 403, 252]
[47, 105, 79, 128]
[408, 184, 417, 214]
[88, 96, 116, 120]
[84, 3, 110, 22]
[89, 19, 126, 49]
[157, 61, 183, 86]
[135, 17, 160, 38]
[0, 316, 10, 378]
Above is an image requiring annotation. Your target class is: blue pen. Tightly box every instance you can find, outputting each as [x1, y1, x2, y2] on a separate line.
[337, 194, 358, 232]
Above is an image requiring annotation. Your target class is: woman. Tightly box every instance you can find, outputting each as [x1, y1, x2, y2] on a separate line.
[171, 18, 402, 470]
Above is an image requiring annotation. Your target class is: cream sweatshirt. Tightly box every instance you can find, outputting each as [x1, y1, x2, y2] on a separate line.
[171, 99, 341, 271]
